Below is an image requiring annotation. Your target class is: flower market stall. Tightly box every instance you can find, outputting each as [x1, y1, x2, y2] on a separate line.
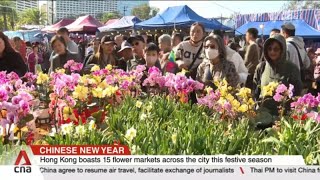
[0, 60, 320, 165]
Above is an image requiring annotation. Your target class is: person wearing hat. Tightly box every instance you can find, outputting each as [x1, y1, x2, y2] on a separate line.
[281, 22, 310, 74]
[127, 35, 146, 71]
[85, 35, 120, 70]
[117, 41, 133, 72]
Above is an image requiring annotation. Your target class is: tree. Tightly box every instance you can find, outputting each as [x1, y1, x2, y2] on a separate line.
[0, 1, 16, 31]
[131, 3, 159, 20]
[281, 0, 320, 10]
[100, 11, 122, 23]
[18, 8, 46, 25]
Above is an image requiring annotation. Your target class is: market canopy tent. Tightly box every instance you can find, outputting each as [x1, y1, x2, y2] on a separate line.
[65, 15, 103, 34]
[104, 19, 119, 26]
[99, 16, 141, 32]
[235, 19, 320, 39]
[42, 19, 75, 32]
[135, 5, 231, 31]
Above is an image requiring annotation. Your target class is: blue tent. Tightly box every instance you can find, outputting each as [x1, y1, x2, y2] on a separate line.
[98, 16, 141, 32]
[235, 19, 320, 39]
[135, 5, 231, 31]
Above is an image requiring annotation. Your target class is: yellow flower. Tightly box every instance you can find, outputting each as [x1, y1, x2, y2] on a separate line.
[80, 75, 90, 85]
[98, 80, 108, 89]
[106, 64, 113, 71]
[104, 86, 118, 97]
[247, 98, 255, 106]
[93, 75, 102, 84]
[135, 101, 143, 108]
[36, 72, 49, 84]
[146, 102, 153, 112]
[262, 82, 279, 97]
[237, 87, 252, 99]
[73, 85, 89, 100]
[226, 94, 235, 102]
[63, 106, 76, 120]
[238, 104, 249, 113]
[231, 99, 241, 109]
[92, 87, 105, 98]
[177, 69, 188, 75]
[55, 68, 65, 74]
[90, 65, 100, 72]
[171, 133, 177, 145]
[88, 120, 96, 131]
[205, 86, 213, 94]
[125, 127, 137, 142]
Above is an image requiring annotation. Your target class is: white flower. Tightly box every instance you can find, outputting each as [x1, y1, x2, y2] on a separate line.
[88, 120, 96, 131]
[146, 102, 153, 112]
[0, 126, 3, 136]
[171, 133, 177, 145]
[135, 101, 143, 108]
[49, 127, 57, 136]
[125, 127, 137, 142]
[140, 113, 147, 120]
[131, 145, 140, 155]
[75, 125, 86, 136]
[61, 123, 73, 135]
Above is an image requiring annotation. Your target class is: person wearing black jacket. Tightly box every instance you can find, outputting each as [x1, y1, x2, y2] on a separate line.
[0, 32, 27, 77]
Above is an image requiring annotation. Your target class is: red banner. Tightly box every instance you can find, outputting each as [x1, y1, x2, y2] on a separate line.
[30, 145, 131, 155]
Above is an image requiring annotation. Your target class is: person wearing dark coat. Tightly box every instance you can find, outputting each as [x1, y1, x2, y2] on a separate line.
[0, 32, 27, 77]
[49, 35, 81, 73]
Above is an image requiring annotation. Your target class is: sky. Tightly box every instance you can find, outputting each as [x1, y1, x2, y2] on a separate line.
[149, 1, 288, 18]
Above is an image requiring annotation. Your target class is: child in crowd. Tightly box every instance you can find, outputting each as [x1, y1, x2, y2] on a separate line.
[144, 43, 162, 70]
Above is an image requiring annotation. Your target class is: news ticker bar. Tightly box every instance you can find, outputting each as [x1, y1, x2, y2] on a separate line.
[1, 166, 320, 180]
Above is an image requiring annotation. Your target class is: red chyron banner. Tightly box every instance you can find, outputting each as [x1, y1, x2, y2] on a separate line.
[30, 145, 131, 155]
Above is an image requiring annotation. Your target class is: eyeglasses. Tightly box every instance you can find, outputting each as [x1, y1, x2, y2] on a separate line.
[204, 45, 216, 49]
[267, 47, 281, 52]
[131, 42, 139, 46]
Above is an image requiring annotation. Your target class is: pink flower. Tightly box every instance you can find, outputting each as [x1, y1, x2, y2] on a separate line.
[0, 88, 9, 102]
[275, 84, 287, 94]
[7, 72, 19, 81]
[273, 93, 283, 102]
[288, 84, 294, 98]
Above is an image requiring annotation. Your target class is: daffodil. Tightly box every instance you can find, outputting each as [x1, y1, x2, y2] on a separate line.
[125, 127, 137, 142]
[90, 65, 100, 72]
[75, 125, 86, 136]
[88, 120, 96, 131]
[61, 123, 73, 135]
[72, 85, 89, 100]
[36, 72, 49, 84]
[171, 133, 177, 145]
[135, 101, 143, 108]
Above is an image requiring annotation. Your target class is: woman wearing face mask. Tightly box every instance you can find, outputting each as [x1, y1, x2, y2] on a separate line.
[196, 35, 239, 88]
[175, 22, 205, 79]
[0, 32, 27, 77]
[253, 34, 302, 121]
[49, 35, 81, 73]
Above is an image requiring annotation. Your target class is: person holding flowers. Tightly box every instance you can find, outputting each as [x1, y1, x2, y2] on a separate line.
[174, 22, 205, 79]
[196, 35, 239, 88]
[253, 34, 302, 116]
[49, 35, 81, 73]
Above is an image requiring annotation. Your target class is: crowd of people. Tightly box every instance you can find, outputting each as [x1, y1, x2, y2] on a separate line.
[0, 22, 320, 119]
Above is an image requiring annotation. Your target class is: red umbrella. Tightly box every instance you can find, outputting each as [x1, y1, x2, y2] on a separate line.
[65, 15, 103, 34]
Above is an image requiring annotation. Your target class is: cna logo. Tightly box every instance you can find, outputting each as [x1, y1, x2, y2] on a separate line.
[14, 150, 32, 173]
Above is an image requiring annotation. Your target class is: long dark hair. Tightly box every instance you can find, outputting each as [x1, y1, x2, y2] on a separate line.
[0, 31, 16, 55]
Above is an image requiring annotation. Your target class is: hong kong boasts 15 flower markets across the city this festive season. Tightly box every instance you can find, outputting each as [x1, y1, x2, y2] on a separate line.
[0, 60, 319, 165]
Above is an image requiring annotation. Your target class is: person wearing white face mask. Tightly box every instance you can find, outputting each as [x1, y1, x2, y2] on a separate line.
[196, 35, 239, 88]
[144, 43, 162, 70]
